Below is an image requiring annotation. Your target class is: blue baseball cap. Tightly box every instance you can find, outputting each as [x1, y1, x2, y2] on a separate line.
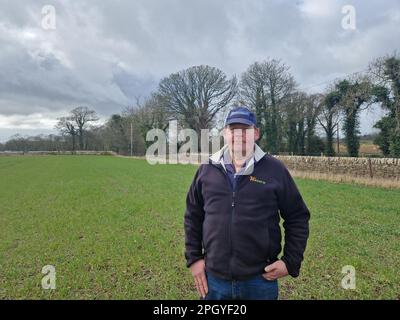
[224, 106, 257, 127]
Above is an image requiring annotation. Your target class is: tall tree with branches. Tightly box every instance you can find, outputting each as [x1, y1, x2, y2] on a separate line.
[283, 91, 308, 155]
[318, 90, 341, 156]
[56, 107, 98, 151]
[158, 65, 237, 136]
[305, 94, 324, 155]
[336, 77, 373, 157]
[70, 107, 99, 150]
[369, 54, 400, 157]
[240, 59, 295, 154]
[55, 116, 78, 151]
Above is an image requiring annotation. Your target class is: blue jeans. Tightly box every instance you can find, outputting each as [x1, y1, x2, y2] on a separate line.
[203, 272, 279, 300]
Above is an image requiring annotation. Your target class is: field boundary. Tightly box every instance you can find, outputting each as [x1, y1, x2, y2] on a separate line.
[274, 155, 400, 180]
[288, 169, 400, 189]
[2, 151, 399, 188]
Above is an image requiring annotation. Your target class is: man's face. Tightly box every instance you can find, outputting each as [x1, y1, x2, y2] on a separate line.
[223, 123, 260, 158]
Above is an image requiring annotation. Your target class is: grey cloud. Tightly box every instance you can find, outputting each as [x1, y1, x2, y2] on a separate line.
[0, 0, 399, 138]
[112, 68, 157, 102]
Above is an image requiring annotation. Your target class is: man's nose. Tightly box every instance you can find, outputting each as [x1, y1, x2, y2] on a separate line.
[234, 132, 249, 140]
[233, 130, 245, 137]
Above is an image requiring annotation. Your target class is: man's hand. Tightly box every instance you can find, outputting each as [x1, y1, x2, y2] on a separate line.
[263, 260, 288, 280]
[190, 259, 208, 298]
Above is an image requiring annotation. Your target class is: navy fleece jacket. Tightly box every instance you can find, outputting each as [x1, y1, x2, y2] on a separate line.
[184, 150, 310, 280]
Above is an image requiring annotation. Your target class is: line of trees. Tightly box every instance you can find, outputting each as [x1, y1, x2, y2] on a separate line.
[1, 53, 399, 158]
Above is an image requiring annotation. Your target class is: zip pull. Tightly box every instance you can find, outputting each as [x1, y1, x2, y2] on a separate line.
[232, 192, 235, 207]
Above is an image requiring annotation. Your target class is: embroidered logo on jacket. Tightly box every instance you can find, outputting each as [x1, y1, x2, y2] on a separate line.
[249, 176, 266, 184]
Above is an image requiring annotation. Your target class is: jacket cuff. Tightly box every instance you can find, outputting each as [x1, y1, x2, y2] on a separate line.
[281, 256, 300, 278]
[186, 255, 204, 268]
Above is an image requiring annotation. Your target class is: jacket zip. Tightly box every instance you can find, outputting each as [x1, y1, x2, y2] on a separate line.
[230, 188, 235, 279]
[230, 175, 244, 279]
[213, 164, 237, 279]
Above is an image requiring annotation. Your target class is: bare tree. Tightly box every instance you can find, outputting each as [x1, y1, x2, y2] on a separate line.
[121, 94, 170, 153]
[305, 94, 324, 155]
[318, 88, 341, 156]
[4, 134, 28, 152]
[55, 107, 99, 151]
[283, 92, 307, 154]
[240, 59, 296, 153]
[70, 107, 99, 150]
[124, 94, 169, 134]
[55, 117, 78, 151]
[158, 65, 237, 135]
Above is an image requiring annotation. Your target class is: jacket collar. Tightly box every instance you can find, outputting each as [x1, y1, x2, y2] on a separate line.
[209, 144, 266, 174]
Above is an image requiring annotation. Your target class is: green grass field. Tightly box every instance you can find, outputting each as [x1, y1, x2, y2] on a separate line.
[0, 156, 399, 299]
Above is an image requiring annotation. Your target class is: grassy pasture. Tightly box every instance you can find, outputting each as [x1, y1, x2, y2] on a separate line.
[0, 156, 399, 299]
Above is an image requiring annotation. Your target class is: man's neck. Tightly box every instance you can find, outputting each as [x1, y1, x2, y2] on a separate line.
[229, 147, 255, 172]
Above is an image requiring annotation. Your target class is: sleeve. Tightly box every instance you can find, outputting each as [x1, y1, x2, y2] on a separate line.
[184, 165, 206, 268]
[277, 167, 310, 278]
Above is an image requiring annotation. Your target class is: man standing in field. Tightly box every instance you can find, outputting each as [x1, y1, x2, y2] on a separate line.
[184, 106, 310, 300]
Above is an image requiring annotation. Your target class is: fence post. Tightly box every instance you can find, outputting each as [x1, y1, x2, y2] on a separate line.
[368, 157, 373, 179]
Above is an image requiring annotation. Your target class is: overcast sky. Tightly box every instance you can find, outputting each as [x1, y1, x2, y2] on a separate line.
[0, 0, 399, 142]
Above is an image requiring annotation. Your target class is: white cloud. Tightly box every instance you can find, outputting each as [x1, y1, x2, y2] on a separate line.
[0, 113, 58, 130]
[299, 0, 339, 17]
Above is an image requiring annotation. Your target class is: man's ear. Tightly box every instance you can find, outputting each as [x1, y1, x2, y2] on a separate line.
[222, 126, 228, 142]
[254, 127, 260, 142]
